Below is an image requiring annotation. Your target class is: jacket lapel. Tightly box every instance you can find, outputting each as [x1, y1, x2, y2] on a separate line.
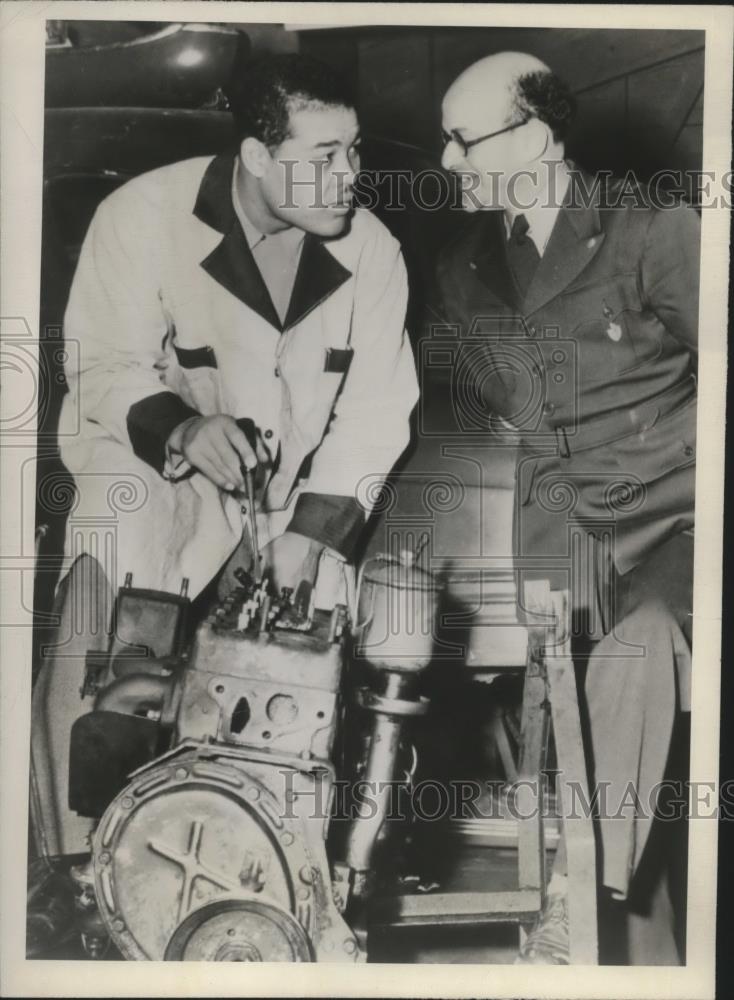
[284, 232, 352, 332]
[523, 169, 606, 316]
[194, 151, 282, 330]
[194, 151, 353, 334]
[200, 224, 283, 332]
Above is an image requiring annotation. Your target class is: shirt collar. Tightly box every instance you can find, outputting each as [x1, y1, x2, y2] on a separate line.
[503, 160, 571, 255]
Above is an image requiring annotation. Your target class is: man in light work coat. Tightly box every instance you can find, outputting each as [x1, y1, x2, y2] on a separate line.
[59, 54, 417, 599]
[437, 52, 698, 963]
[33, 55, 418, 854]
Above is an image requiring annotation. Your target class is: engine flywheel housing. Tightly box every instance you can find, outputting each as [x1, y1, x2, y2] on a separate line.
[92, 753, 314, 960]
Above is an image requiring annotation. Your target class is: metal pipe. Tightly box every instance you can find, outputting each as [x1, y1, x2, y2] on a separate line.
[94, 674, 172, 715]
[344, 671, 421, 874]
[344, 710, 403, 872]
[111, 655, 172, 679]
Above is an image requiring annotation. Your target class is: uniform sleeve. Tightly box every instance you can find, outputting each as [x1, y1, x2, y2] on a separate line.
[63, 186, 200, 475]
[640, 203, 700, 355]
[289, 223, 418, 558]
[287, 492, 366, 558]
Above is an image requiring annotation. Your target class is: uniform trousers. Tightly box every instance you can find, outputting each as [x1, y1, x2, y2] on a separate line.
[553, 529, 693, 963]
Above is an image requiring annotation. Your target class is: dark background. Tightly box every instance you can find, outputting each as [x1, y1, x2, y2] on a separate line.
[47, 21, 704, 172]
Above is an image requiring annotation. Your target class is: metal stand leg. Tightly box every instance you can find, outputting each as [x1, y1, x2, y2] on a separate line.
[516, 649, 550, 899]
[523, 582, 599, 965]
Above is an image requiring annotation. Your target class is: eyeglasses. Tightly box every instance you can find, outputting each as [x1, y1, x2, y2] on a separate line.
[441, 118, 530, 157]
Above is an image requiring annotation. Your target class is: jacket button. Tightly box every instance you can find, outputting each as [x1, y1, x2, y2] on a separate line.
[274, 366, 280, 378]
[543, 402, 555, 415]
[683, 445, 693, 457]
[264, 429, 274, 440]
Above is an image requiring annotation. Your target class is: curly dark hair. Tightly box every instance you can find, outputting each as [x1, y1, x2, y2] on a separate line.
[227, 54, 355, 149]
[509, 70, 576, 142]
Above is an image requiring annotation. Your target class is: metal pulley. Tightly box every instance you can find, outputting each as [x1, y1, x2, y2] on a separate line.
[355, 545, 440, 672]
[164, 898, 313, 961]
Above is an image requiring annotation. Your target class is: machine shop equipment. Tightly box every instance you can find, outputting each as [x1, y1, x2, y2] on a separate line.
[31, 548, 439, 962]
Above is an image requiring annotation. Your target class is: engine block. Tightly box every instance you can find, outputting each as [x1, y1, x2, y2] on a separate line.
[173, 611, 344, 760]
[56, 553, 437, 963]
[83, 575, 359, 961]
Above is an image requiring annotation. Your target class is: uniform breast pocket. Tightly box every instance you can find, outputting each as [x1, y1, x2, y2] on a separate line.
[324, 347, 354, 375]
[564, 275, 660, 383]
[173, 344, 218, 370]
[320, 347, 354, 404]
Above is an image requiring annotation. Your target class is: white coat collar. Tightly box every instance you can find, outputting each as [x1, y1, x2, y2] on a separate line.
[193, 151, 352, 333]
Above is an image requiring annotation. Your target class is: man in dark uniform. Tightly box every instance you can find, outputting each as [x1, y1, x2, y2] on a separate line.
[437, 51, 699, 963]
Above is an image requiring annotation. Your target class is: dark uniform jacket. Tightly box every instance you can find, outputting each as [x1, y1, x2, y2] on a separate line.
[436, 166, 699, 628]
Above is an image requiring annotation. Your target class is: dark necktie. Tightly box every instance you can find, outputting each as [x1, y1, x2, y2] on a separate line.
[506, 213, 540, 303]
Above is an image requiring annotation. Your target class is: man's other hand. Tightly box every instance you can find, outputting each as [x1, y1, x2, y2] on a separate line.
[168, 414, 267, 491]
[261, 531, 324, 598]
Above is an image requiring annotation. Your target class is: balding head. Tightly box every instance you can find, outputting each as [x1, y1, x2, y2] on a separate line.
[443, 52, 551, 132]
[441, 52, 575, 211]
